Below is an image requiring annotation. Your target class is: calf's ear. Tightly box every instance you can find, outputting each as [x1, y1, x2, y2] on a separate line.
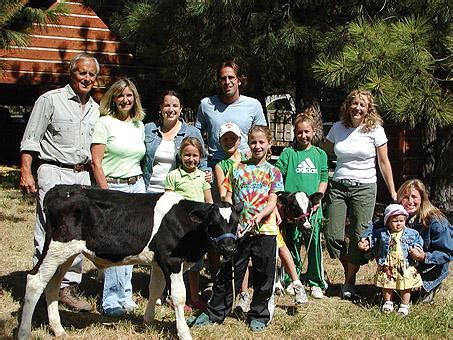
[189, 206, 210, 224]
[310, 192, 324, 205]
[233, 201, 244, 213]
[276, 191, 290, 205]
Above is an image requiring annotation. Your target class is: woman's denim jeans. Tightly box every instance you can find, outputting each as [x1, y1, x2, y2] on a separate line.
[102, 177, 145, 312]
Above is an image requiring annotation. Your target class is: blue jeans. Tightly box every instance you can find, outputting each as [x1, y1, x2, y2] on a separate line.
[102, 177, 145, 312]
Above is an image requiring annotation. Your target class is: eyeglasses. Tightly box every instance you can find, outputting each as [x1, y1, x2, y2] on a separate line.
[218, 75, 237, 83]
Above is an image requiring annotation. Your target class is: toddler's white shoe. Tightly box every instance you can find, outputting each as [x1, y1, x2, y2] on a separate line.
[310, 286, 324, 299]
[293, 281, 308, 304]
[381, 301, 394, 313]
[397, 303, 409, 316]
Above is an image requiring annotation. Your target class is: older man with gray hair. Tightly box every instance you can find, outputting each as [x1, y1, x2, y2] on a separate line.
[19, 53, 100, 311]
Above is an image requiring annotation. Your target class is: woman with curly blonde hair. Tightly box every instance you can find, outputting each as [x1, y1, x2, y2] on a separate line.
[324, 89, 397, 300]
[339, 90, 382, 133]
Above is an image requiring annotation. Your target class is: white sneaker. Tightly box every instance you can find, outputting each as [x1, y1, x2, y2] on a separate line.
[123, 300, 137, 313]
[275, 281, 285, 295]
[310, 286, 324, 299]
[292, 281, 308, 304]
[236, 291, 251, 313]
[286, 282, 295, 296]
[155, 298, 162, 305]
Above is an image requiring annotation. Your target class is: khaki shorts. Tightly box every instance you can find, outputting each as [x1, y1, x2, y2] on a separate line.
[277, 228, 286, 248]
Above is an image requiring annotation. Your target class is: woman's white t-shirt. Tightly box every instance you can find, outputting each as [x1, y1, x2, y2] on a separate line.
[147, 139, 176, 193]
[326, 121, 388, 184]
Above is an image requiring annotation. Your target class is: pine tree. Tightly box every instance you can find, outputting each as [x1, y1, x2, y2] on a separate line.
[85, 0, 452, 212]
[312, 7, 452, 214]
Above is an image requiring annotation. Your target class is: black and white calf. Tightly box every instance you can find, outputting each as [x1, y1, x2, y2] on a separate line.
[275, 191, 324, 289]
[18, 184, 242, 340]
[277, 191, 324, 224]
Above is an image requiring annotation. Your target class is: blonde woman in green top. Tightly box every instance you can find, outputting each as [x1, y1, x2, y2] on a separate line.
[91, 78, 146, 317]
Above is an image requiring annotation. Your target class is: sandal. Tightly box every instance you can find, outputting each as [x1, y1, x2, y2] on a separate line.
[381, 301, 394, 313]
[397, 304, 410, 316]
[249, 319, 266, 332]
[187, 312, 212, 327]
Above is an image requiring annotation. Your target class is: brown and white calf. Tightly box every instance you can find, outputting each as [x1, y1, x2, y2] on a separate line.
[18, 184, 242, 340]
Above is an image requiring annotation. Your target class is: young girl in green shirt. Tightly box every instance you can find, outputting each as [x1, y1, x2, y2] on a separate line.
[275, 109, 329, 299]
[165, 136, 213, 311]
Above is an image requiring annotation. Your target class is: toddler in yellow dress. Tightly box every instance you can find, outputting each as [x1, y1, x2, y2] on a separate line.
[358, 204, 423, 316]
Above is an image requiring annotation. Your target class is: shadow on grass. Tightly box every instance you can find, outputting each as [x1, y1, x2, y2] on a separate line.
[0, 170, 20, 189]
[0, 211, 30, 224]
[325, 282, 382, 308]
[276, 303, 299, 316]
[1, 267, 181, 338]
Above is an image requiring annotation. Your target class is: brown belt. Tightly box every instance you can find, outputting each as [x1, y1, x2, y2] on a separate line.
[39, 160, 90, 173]
[106, 175, 142, 185]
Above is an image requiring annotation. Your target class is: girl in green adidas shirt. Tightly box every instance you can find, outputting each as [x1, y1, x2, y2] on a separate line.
[275, 109, 329, 299]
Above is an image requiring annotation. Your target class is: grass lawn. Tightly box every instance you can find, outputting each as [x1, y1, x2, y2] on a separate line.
[0, 165, 451, 339]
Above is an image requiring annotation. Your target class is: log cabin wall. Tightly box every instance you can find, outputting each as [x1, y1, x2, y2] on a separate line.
[0, 0, 137, 164]
[0, 0, 135, 104]
[376, 124, 422, 203]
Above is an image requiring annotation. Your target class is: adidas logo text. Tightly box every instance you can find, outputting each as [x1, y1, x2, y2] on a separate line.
[296, 157, 318, 174]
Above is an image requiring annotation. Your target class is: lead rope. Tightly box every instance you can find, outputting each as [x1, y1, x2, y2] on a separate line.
[231, 257, 236, 310]
[300, 207, 320, 271]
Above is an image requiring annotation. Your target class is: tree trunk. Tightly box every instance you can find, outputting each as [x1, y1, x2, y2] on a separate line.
[421, 124, 452, 221]
[294, 54, 324, 146]
[294, 56, 320, 113]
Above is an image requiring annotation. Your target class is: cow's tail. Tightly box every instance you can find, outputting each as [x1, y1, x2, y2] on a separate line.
[30, 186, 60, 275]
[30, 212, 53, 275]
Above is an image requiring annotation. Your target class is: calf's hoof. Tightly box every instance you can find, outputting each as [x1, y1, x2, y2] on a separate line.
[178, 329, 192, 340]
[53, 329, 68, 337]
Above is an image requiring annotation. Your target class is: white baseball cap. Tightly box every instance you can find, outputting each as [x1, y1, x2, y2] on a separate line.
[384, 203, 409, 225]
[219, 122, 241, 138]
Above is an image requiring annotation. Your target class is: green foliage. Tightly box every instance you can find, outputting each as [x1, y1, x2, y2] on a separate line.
[0, 0, 67, 50]
[84, 0, 451, 128]
[314, 15, 452, 128]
